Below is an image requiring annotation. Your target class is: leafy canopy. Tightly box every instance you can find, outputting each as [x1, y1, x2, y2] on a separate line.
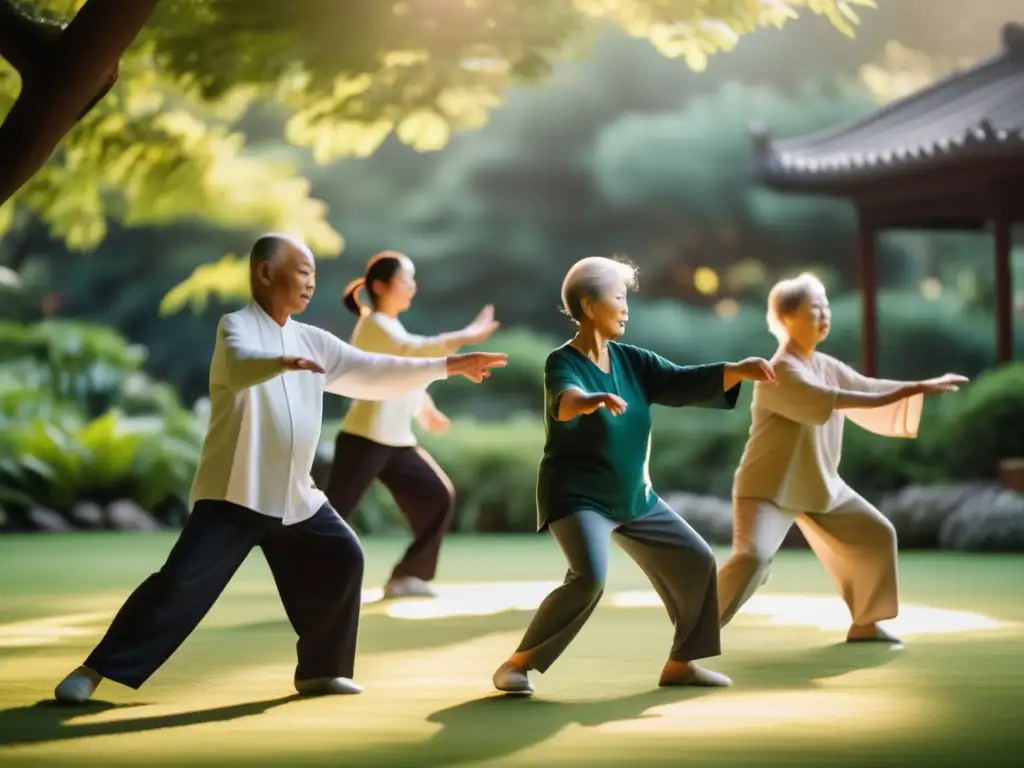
[0, 0, 877, 311]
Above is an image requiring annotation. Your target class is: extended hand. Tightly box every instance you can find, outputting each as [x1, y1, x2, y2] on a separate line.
[280, 356, 326, 374]
[464, 304, 501, 344]
[582, 392, 628, 416]
[729, 358, 774, 387]
[446, 352, 508, 383]
[917, 373, 969, 394]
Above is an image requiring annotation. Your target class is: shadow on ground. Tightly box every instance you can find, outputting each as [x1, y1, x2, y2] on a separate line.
[0, 695, 300, 748]
[338, 643, 901, 767]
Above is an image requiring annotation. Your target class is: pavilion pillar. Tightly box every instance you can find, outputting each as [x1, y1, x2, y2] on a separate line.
[993, 214, 1013, 364]
[856, 213, 878, 376]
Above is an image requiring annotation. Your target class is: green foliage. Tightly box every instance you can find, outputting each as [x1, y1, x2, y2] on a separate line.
[0, 408, 202, 514]
[0, 320, 205, 526]
[1, 3, 342, 255]
[145, 1, 878, 161]
[938, 364, 1024, 481]
[4, 1, 873, 310]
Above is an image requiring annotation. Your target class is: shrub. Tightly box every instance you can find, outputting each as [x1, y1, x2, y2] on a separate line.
[0, 321, 206, 530]
[934, 363, 1024, 480]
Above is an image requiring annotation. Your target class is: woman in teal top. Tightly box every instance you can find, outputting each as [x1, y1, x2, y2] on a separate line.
[492, 256, 775, 695]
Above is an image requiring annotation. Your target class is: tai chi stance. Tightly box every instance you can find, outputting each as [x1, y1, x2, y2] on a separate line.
[718, 272, 966, 643]
[53, 234, 507, 704]
[492, 256, 776, 695]
[326, 251, 500, 599]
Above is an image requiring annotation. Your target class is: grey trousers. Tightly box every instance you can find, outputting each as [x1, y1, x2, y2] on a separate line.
[516, 501, 721, 673]
[717, 485, 900, 628]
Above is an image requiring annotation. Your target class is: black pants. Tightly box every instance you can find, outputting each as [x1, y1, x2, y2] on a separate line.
[84, 500, 364, 690]
[325, 432, 455, 582]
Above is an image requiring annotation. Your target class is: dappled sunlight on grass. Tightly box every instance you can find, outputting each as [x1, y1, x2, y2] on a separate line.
[361, 580, 1017, 641]
[0, 612, 113, 649]
[1, 538, 1022, 766]
[613, 590, 1019, 637]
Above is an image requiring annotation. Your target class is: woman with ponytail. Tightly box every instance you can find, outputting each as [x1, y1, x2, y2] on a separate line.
[327, 251, 500, 599]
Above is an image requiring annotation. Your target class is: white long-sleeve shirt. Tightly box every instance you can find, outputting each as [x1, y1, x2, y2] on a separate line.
[189, 302, 448, 525]
[732, 351, 922, 514]
[340, 312, 462, 447]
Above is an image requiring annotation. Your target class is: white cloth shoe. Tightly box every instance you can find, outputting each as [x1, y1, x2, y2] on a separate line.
[383, 576, 437, 599]
[54, 669, 100, 704]
[847, 623, 902, 644]
[659, 663, 733, 688]
[294, 676, 363, 696]
[492, 661, 534, 695]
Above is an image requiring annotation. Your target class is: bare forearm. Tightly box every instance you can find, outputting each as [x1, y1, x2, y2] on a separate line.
[557, 389, 595, 421]
[723, 364, 744, 392]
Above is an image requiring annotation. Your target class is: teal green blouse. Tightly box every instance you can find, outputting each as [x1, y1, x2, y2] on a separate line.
[536, 342, 740, 531]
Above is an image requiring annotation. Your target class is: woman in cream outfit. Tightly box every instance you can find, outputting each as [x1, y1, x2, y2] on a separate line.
[717, 272, 967, 643]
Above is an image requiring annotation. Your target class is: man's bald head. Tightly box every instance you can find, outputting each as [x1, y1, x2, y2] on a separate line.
[250, 233, 314, 269]
[248, 234, 317, 320]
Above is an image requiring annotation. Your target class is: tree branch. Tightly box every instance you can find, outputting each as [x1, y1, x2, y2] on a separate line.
[0, 0, 161, 208]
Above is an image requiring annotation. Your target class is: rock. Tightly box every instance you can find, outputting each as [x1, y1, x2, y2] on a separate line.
[878, 484, 986, 549]
[665, 492, 733, 545]
[105, 499, 162, 531]
[939, 487, 1024, 552]
[70, 501, 105, 529]
[28, 507, 74, 532]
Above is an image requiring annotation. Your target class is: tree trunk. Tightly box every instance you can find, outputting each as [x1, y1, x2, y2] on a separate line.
[0, 0, 161, 207]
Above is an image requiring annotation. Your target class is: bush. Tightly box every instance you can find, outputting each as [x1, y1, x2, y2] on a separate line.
[0, 408, 203, 520]
[0, 321, 206, 530]
[934, 363, 1024, 480]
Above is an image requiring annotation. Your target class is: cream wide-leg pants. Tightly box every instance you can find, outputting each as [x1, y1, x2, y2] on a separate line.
[717, 485, 899, 628]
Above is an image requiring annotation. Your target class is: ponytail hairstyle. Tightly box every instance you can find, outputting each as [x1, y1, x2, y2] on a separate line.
[341, 251, 410, 316]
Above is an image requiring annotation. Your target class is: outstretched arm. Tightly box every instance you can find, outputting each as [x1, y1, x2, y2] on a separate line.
[317, 328, 507, 399]
[639, 349, 774, 409]
[760, 357, 924, 427]
[317, 329, 447, 400]
[828, 357, 964, 438]
[379, 305, 501, 357]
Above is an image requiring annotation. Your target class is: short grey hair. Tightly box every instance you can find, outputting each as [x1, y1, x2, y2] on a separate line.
[249, 233, 313, 268]
[560, 256, 638, 323]
[766, 272, 826, 341]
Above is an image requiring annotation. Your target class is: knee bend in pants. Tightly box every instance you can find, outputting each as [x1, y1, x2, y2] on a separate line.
[731, 549, 774, 578]
[567, 570, 606, 604]
[332, 530, 365, 577]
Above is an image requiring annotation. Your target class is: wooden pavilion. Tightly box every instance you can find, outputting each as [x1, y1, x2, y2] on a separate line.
[749, 22, 1024, 376]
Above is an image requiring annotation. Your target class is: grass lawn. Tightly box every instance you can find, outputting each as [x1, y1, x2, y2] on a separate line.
[0, 533, 1022, 766]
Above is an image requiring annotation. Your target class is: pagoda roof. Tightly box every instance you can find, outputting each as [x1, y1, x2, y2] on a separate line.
[751, 22, 1024, 196]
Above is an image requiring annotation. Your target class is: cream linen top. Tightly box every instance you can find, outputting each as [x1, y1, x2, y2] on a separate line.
[732, 350, 922, 514]
[340, 313, 462, 447]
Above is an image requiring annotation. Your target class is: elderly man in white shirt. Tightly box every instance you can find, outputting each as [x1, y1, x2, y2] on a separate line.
[53, 234, 507, 704]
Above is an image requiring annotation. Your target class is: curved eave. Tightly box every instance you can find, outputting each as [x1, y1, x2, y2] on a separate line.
[753, 130, 1024, 196]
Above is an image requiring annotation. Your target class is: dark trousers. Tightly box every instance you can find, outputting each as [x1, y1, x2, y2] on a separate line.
[517, 502, 720, 673]
[84, 500, 365, 690]
[325, 432, 455, 582]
